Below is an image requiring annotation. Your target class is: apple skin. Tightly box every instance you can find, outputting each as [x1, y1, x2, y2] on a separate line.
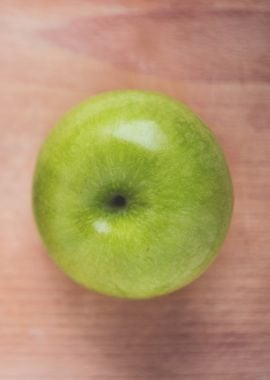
[33, 90, 233, 299]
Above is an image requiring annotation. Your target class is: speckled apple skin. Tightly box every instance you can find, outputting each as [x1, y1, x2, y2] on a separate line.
[32, 90, 233, 299]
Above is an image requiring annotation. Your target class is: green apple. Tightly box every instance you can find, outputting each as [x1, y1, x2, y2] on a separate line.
[33, 90, 233, 299]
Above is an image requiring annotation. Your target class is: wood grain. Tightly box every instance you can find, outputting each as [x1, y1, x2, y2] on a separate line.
[0, 1, 270, 379]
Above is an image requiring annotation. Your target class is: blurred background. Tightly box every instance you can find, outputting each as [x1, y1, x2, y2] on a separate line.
[0, 1, 270, 379]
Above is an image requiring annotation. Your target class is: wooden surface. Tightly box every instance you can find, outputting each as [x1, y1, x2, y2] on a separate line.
[1, 1, 270, 379]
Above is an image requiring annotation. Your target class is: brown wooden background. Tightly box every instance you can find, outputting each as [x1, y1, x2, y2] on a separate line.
[1, 1, 270, 379]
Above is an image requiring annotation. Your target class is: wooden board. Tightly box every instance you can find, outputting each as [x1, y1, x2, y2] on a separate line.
[0, 1, 270, 379]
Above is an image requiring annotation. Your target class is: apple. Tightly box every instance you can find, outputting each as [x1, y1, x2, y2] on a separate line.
[33, 90, 233, 299]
